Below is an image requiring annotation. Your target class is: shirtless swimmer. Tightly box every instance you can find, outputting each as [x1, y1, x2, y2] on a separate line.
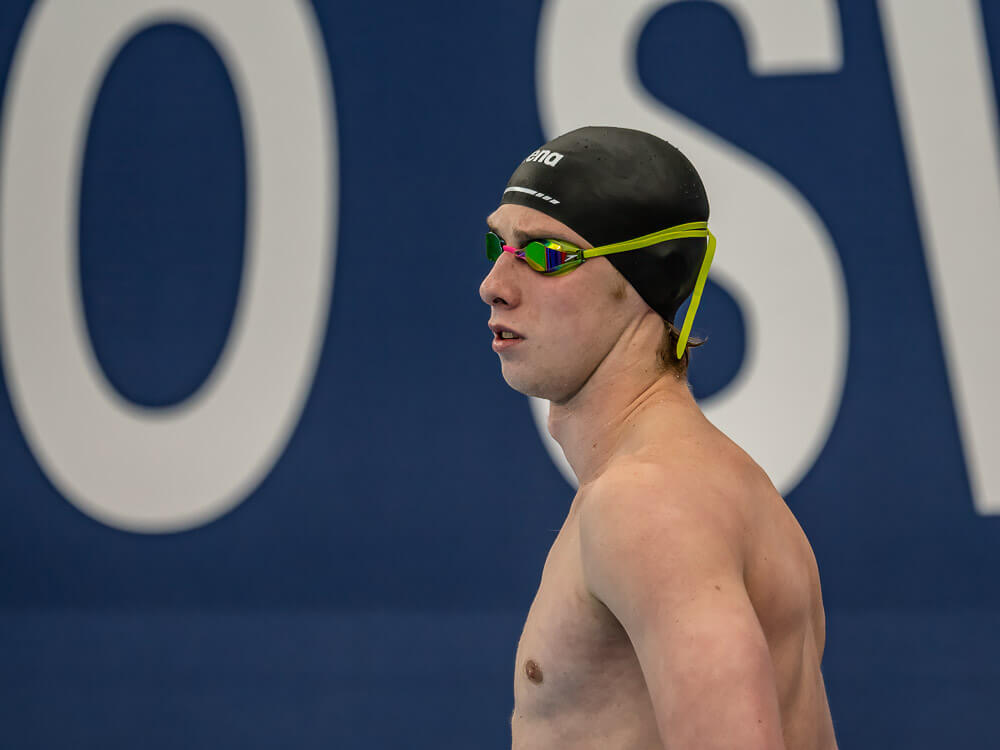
[480, 126, 837, 750]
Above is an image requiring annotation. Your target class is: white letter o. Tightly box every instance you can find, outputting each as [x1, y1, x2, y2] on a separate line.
[0, 0, 336, 532]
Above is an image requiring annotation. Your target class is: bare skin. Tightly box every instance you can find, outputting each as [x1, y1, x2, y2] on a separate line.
[481, 204, 837, 750]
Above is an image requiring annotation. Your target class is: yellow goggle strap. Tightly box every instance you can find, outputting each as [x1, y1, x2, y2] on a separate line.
[675, 230, 716, 359]
[579, 221, 716, 359]
[579, 221, 711, 259]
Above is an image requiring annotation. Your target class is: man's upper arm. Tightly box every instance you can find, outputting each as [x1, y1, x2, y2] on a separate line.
[579, 466, 786, 750]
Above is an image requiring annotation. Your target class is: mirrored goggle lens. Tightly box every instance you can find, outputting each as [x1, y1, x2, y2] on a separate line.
[485, 232, 503, 262]
[524, 240, 580, 273]
[520, 241, 549, 271]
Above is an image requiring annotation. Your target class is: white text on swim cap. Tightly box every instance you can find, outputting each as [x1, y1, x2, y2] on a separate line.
[524, 149, 564, 166]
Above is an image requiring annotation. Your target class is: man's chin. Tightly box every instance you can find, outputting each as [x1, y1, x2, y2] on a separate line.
[500, 363, 542, 398]
[500, 374, 542, 398]
[500, 364, 571, 402]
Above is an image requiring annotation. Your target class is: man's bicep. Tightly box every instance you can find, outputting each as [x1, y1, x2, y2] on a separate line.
[578, 478, 785, 748]
[630, 588, 786, 750]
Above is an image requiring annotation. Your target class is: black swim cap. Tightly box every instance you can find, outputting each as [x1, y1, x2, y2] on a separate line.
[500, 126, 709, 324]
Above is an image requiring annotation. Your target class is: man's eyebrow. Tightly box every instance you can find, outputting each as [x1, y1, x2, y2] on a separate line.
[486, 224, 579, 248]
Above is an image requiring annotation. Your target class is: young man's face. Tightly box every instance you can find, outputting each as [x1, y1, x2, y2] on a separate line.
[480, 204, 644, 403]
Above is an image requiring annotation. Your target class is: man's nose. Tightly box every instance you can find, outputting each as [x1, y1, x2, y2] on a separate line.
[479, 252, 522, 308]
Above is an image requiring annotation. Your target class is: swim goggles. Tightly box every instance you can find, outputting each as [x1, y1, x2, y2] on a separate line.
[485, 221, 716, 358]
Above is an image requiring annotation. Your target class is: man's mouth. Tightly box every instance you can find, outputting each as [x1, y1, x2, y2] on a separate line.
[491, 325, 524, 351]
[490, 323, 524, 340]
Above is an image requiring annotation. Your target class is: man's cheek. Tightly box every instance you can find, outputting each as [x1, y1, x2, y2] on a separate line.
[546, 291, 583, 319]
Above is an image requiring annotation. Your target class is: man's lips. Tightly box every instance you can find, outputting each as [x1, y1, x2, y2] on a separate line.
[489, 323, 524, 340]
[489, 323, 524, 351]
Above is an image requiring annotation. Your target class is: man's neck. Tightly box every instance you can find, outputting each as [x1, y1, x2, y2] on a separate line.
[547, 350, 696, 487]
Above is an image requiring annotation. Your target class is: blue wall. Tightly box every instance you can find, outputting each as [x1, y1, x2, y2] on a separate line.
[1, 1, 999, 747]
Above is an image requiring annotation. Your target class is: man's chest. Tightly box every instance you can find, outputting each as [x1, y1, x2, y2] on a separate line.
[512, 521, 644, 721]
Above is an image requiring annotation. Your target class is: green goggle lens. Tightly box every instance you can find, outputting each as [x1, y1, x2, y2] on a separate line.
[485, 232, 503, 262]
[528, 240, 581, 273]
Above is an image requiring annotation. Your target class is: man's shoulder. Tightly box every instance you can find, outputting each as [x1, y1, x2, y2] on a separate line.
[575, 455, 754, 625]
[578, 456, 745, 569]
[580, 448, 751, 533]
[580, 459, 680, 519]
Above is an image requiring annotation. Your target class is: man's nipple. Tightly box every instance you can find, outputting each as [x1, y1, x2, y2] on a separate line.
[525, 659, 543, 684]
